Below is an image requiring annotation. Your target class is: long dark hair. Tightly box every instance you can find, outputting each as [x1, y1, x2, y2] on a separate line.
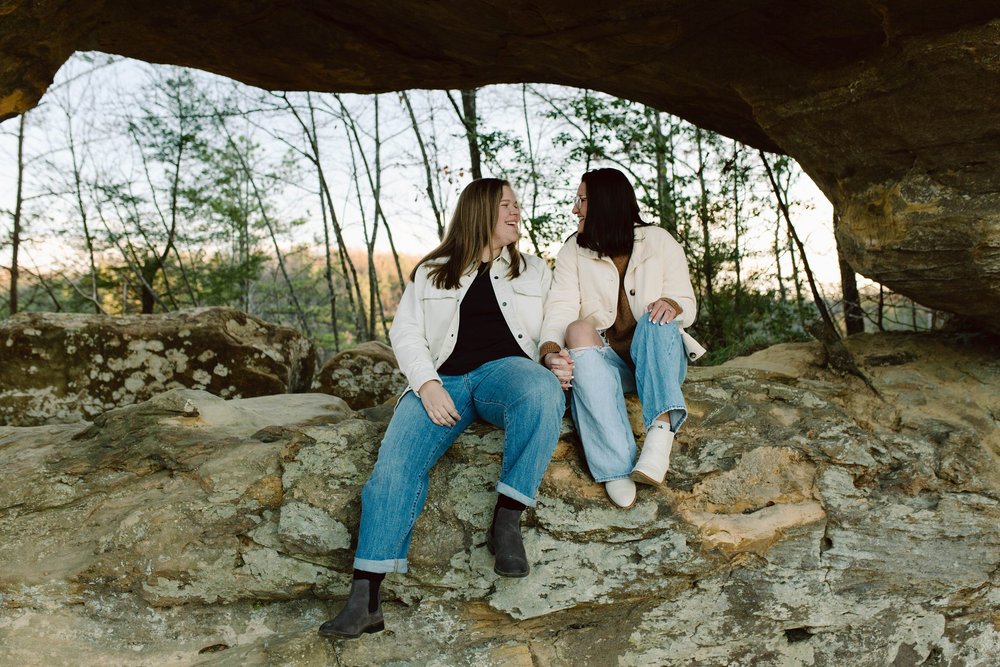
[576, 168, 650, 257]
[411, 178, 523, 289]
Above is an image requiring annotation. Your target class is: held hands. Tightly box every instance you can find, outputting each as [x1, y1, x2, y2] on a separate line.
[646, 299, 677, 325]
[543, 349, 575, 389]
[418, 380, 461, 427]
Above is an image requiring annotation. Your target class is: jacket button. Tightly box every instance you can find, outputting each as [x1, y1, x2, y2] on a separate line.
[502, 302, 507, 306]
[629, 289, 635, 296]
[517, 334, 523, 339]
[493, 275, 498, 280]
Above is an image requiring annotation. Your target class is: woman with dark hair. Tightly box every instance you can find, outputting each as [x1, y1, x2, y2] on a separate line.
[540, 168, 704, 508]
[319, 178, 564, 638]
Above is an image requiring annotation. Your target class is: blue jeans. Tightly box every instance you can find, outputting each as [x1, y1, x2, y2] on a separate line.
[354, 356, 564, 574]
[568, 317, 688, 482]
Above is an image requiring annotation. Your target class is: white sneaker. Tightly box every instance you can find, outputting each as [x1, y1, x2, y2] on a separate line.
[605, 479, 637, 508]
[631, 424, 674, 486]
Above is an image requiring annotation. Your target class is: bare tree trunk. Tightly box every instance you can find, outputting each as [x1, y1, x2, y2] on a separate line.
[126, 120, 194, 308]
[278, 92, 366, 342]
[218, 119, 312, 336]
[125, 131, 181, 310]
[94, 201, 168, 312]
[338, 95, 404, 293]
[647, 107, 677, 236]
[304, 95, 340, 352]
[520, 84, 544, 256]
[9, 114, 25, 315]
[694, 128, 714, 308]
[317, 166, 339, 351]
[401, 91, 444, 239]
[834, 210, 864, 335]
[773, 220, 787, 303]
[787, 231, 806, 327]
[63, 110, 103, 313]
[340, 100, 380, 341]
[760, 151, 881, 394]
[140, 255, 159, 314]
[731, 141, 743, 308]
[759, 151, 839, 338]
[461, 89, 481, 180]
[877, 283, 885, 331]
[447, 89, 482, 179]
[370, 96, 392, 338]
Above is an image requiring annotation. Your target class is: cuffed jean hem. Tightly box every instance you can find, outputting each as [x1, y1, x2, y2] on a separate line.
[648, 405, 688, 433]
[496, 482, 535, 507]
[353, 557, 408, 574]
[593, 472, 633, 484]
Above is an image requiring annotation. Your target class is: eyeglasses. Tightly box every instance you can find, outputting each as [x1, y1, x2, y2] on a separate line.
[573, 195, 587, 207]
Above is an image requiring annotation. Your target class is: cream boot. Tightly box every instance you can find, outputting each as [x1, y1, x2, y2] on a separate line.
[631, 423, 674, 486]
[604, 479, 637, 508]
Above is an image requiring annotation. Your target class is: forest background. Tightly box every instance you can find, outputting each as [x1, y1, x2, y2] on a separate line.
[0, 54, 943, 366]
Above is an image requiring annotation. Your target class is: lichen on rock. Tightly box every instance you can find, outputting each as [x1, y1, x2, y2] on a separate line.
[0, 308, 318, 426]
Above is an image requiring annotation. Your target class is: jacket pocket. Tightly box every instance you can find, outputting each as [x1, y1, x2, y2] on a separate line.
[512, 282, 542, 298]
[420, 289, 459, 329]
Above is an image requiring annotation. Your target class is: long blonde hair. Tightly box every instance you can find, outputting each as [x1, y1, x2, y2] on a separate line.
[412, 178, 524, 289]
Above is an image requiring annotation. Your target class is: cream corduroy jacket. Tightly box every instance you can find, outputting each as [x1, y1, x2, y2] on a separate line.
[540, 226, 706, 360]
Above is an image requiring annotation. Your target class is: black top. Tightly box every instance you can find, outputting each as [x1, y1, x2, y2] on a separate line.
[437, 263, 527, 376]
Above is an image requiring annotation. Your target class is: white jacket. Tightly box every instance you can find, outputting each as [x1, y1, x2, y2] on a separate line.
[541, 225, 706, 360]
[390, 247, 553, 394]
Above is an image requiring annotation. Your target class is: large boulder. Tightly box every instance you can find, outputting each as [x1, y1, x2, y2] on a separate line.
[0, 307, 317, 426]
[0, 332, 997, 665]
[315, 340, 407, 410]
[1, 2, 1000, 329]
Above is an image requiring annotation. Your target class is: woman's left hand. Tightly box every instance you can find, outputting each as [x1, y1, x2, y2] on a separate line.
[646, 299, 677, 325]
[543, 350, 574, 389]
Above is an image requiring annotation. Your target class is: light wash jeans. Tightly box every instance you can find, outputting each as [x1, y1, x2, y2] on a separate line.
[568, 317, 688, 482]
[354, 356, 564, 574]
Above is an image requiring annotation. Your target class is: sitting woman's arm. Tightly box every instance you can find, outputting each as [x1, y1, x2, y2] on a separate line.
[539, 240, 582, 388]
[388, 272, 460, 426]
[540, 239, 582, 352]
[657, 232, 697, 326]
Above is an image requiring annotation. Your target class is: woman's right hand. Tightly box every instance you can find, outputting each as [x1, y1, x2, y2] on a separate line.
[543, 350, 574, 389]
[418, 380, 461, 427]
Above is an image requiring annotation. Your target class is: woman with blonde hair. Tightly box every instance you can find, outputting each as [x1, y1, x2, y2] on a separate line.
[320, 178, 564, 638]
[541, 168, 704, 509]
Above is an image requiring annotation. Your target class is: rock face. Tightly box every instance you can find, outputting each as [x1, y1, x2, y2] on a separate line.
[2, 2, 1000, 329]
[0, 308, 316, 426]
[315, 340, 406, 410]
[0, 332, 997, 666]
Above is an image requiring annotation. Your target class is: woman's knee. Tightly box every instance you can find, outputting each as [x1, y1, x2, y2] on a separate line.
[638, 315, 682, 339]
[565, 319, 601, 348]
[368, 438, 416, 489]
[520, 362, 564, 404]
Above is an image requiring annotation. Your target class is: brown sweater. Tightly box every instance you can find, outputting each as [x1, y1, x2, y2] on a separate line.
[540, 253, 682, 365]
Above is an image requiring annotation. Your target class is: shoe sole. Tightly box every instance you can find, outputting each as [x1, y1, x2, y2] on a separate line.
[630, 470, 665, 487]
[318, 621, 385, 639]
[606, 490, 637, 509]
[486, 537, 530, 578]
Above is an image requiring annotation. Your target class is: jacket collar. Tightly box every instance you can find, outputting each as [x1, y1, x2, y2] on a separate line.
[460, 245, 514, 279]
[492, 245, 515, 266]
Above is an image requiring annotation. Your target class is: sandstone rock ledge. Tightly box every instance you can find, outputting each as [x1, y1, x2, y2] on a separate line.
[0, 333, 997, 666]
[0, 308, 317, 427]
